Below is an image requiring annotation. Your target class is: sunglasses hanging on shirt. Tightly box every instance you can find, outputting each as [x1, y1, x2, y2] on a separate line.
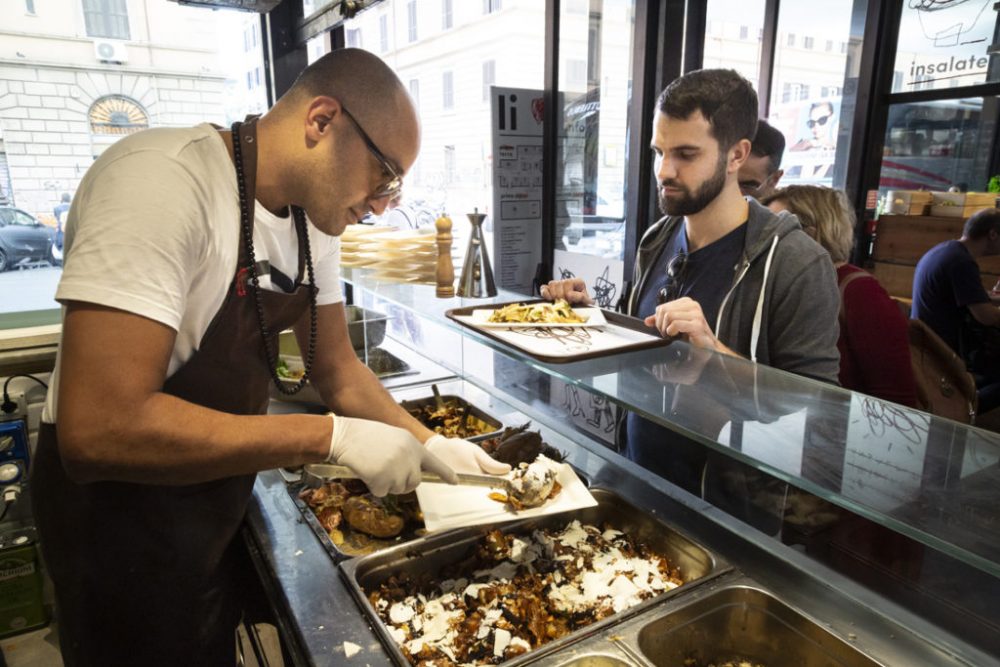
[657, 251, 688, 305]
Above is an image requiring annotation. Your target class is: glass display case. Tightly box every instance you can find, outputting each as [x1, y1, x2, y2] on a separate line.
[338, 268, 1000, 658]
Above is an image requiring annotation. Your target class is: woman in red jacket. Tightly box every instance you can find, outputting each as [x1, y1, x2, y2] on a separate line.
[761, 185, 919, 407]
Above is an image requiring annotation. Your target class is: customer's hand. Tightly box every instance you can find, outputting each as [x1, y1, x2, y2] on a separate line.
[425, 434, 512, 475]
[644, 297, 720, 350]
[540, 278, 593, 305]
[326, 415, 458, 496]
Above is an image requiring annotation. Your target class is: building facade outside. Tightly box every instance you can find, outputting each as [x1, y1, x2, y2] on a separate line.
[0, 0, 261, 222]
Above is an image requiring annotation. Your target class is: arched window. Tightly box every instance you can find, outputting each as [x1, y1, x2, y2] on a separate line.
[89, 95, 148, 136]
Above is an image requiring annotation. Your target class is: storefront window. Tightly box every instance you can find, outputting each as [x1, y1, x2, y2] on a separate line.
[0, 3, 263, 327]
[703, 0, 766, 90]
[877, 96, 999, 193]
[767, 0, 854, 187]
[554, 0, 634, 265]
[341, 0, 545, 249]
[892, 1, 1000, 94]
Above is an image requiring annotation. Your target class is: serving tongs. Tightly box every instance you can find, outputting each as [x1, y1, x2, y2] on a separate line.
[302, 462, 514, 495]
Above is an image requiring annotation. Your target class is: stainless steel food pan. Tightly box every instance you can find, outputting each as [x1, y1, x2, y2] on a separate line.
[636, 585, 881, 667]
[340, 488, 728, 667]
[346, 304, 387, 350]
[399, 394, 504, 441]
[287, 482, 429, 562]
[553, 655, 636, 667]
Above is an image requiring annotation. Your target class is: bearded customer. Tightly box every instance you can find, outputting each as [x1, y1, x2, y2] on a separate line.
[543, 69, 839, 491]
[31, 49, 508, 666]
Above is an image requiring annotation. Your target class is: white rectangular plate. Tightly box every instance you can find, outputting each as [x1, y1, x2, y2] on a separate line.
[416, 456, 597, 532]
[471, 306, 607, 328]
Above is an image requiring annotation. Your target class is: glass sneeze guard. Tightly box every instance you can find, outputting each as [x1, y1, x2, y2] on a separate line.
[342, 268, 1000, 578]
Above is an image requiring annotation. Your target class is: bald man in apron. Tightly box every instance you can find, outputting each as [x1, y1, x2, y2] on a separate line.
[32, 49, 508, 666]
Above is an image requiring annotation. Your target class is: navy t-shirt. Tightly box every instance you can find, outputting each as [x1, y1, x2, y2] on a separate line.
[626, 221, 747, 492]
[636, 222, 748, 328]
[912, 240, 989, 353]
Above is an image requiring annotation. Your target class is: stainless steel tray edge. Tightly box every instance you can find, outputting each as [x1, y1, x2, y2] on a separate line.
[338, 487, 734, 667]
[556, 572, 914, 667]
[399, 393, 506, 442]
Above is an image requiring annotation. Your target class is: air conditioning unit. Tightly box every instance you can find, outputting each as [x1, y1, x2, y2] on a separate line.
[93, 40, 128, 63]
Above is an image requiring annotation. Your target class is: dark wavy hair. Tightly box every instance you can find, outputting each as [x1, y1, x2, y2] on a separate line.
[751, 119, 785, 174]
[656, 69, 759, 151]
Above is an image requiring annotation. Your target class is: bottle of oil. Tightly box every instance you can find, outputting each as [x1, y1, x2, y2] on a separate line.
[457, 208, 496, 298]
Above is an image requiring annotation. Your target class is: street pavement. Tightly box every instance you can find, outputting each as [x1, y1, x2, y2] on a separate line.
[0, 265, 62, 312]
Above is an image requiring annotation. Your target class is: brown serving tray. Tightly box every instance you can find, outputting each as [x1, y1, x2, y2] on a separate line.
[340, 488, 729, 667]
[446, 299, 669, 363]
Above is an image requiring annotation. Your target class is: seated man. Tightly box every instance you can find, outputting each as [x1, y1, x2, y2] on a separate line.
[543, 69, 839, 492]
[912, 208, 1000, 392]
[738, 119, 784, 200]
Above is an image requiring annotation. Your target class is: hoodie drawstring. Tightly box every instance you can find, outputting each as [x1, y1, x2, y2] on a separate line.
[749, 235, 780, 362]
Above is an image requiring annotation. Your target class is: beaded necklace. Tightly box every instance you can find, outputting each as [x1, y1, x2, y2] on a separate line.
[231, 119, 318, 395]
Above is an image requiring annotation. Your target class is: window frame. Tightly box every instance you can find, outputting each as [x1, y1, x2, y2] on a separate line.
[442, 0, 453, 30]
[407, 0, 418, 42]
[82, 0, 130, 41]
[442, 70, 454, 110]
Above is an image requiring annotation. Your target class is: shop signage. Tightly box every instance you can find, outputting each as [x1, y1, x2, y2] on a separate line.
[490, 86, 545, 293]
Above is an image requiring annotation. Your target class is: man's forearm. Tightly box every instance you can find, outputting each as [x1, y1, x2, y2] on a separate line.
[315, 357, 436, 443]
[59, 393, 331, 485]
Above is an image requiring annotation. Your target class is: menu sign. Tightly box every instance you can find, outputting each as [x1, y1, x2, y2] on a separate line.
[893, 0, 999, 92]
[490, 87, 544, 294]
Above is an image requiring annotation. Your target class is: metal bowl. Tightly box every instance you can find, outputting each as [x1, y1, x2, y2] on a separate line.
[636, 585, 881, 667]
[346, 305, 387, 350]
[399, 394, 504, 441]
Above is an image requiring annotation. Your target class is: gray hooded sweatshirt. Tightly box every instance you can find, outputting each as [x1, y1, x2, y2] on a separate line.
[627, 198, 841, 384]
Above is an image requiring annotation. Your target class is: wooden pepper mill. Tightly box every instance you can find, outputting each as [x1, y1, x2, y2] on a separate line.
[435, 213, 456, 298]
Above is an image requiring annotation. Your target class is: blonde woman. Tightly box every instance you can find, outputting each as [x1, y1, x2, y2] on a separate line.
[761, 185, 918, 407]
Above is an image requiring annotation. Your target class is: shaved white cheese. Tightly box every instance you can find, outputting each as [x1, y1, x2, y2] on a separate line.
[493, 628, 511, 657]
[388, 601, 415, 625]
[342, 641, 361, 658]
[387, 626, 406, 644]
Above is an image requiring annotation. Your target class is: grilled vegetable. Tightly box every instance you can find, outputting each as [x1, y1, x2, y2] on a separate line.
[487, 299, 587, 324]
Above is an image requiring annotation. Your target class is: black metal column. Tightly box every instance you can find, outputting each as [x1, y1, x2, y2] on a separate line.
[540, 0, 561, 290]
[757, 0, 780, 118]
[265, 0, 309, 100]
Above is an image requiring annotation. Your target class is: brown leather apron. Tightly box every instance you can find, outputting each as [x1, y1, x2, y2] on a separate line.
[31, 119, 312, 666]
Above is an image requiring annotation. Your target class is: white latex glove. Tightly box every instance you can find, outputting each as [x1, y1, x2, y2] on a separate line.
[326, 414, 458, 497]
[425, 434, 512, 475]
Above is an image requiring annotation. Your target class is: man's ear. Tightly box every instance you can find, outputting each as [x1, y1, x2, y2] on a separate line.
[304, 96, 341, 143]
[771, 168, 784, 189]
[728, 138, 752, 173]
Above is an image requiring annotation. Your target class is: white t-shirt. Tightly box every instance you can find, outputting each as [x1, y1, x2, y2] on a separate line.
[42, 124, 343, 422]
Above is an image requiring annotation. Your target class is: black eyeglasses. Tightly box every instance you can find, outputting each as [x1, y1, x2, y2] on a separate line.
[340, 103, 403, 199]
[657, 250, 688, 305]
[806, 115, 831, 129]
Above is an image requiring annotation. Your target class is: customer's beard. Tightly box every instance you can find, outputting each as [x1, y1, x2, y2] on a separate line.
[658, 156, 728, 217]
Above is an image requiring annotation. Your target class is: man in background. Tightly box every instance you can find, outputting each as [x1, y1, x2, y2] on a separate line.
[738, 119, 784, 200]
[912, 208, 1000, 407]
[52, 192, 71, 248]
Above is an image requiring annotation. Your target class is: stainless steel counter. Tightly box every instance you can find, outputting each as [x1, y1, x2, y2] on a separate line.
[245, 385, 995, 667]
